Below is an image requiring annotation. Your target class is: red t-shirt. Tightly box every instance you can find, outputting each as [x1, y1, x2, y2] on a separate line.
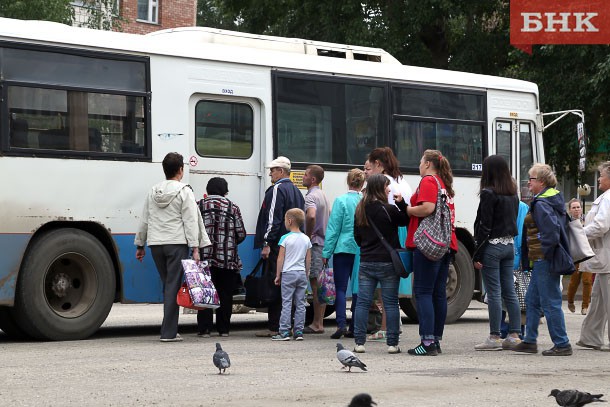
[406, 175, 457, 252]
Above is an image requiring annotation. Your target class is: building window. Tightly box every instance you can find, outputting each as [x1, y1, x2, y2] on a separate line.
[137, 0, 158, 23]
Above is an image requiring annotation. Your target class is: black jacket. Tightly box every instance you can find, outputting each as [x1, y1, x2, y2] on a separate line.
[354, 200, 409, 262]
[254, 178, 305, 248]
[473, 189, 519, 262]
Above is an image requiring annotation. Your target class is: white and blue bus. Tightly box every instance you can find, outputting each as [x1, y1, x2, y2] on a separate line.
[0, 17, 543, 340]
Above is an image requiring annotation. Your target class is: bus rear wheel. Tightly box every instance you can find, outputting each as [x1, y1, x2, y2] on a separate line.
[399, 241, 474, 324]
[12, 229, 116, 341]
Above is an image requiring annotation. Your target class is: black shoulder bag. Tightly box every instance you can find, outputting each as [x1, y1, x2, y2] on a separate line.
[367, 207, 412, 278]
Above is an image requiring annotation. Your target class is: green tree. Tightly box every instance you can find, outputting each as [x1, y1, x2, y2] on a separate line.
[0, 0, 74, 24]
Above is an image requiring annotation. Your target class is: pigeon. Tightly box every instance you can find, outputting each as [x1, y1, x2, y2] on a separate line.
[213, 342, 230, 374]
[549, 389, 606, 406]
[336, 343, 367, 372]
[348, 393, 377, 407]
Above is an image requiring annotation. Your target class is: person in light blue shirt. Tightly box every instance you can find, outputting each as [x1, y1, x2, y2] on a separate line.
[272, 208, 312, 341]
[322, 169, 365, 339]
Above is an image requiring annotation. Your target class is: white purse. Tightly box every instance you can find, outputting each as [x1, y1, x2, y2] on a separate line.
[566, 216, 595, 264]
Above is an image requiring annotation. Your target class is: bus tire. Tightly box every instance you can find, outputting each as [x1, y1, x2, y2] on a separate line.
[399, 241, 475, 324]
[13, 228, 116, 341]
[0, 306, 30, 340]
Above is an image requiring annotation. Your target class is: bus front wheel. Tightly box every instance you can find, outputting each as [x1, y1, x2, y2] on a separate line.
[399, 241, 474, 324]
[12, 228, 116, 341]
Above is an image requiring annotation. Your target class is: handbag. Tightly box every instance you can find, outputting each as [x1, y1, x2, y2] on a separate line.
[181, 259, 220, 309]
[317, 265, 336, 305]
[177, 282, 206, 310]
[513, 268, 531, 312]
[413, 175, 452, 261]
[367, 210, 412, 278]
[566, 215, 595, 264]
[244, 258, 278, 308]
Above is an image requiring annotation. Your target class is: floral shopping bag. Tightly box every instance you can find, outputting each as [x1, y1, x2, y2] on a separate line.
[181, 259, 220, 309]
[317, 265, 336, 305]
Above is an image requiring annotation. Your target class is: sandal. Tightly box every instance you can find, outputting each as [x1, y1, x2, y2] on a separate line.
[366, 330, 386, 341]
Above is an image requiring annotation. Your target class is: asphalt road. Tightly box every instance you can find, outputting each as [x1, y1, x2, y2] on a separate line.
[0, 301, 608, 406]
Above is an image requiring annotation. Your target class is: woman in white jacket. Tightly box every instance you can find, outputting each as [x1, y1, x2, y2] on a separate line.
[134, 152, 211, 342]
[577, 161, 610, 350]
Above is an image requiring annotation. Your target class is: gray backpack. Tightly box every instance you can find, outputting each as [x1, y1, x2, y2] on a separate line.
[414, 175, 452, 261]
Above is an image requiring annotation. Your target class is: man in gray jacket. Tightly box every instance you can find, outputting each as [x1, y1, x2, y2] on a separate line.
[135, 152, 211, 342]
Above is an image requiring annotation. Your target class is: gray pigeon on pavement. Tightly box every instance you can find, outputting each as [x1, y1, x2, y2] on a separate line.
[213, 342, 230, 374]
[336, 343, 367, 372]
[549, 389, 605, 406]
[348, 393, 377, 407]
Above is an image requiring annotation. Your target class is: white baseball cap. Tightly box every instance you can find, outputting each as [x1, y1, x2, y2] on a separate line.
[266, 156, 291, 171]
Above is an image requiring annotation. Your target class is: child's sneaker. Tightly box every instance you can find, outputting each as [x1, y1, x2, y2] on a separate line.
[294, 331, 304, 341]
[271, 332, 291, 341]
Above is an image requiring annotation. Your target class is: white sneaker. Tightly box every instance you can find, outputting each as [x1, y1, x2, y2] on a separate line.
[388, 345, 401, 354]
[474, 336, 502, 351]
[353, 344, 366, 353]
[160, 334, 183, 342]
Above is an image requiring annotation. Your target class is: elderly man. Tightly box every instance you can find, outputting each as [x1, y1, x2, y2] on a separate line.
[254, 156, 305, 337]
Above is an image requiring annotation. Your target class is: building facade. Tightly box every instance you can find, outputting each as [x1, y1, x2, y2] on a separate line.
[73, 0, 196, 34]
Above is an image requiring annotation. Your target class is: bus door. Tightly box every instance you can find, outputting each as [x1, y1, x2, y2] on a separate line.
[188, 96, 263, 272]
[494, 120, 536, 199]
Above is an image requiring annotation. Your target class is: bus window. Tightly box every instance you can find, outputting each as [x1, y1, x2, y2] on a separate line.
[519, 122, 535, 199]
[1, 45, 149, 158]
[392, 86, 486, 173]
[274, 74, 386, 165]
[496, 121, 512, 165]
[195, 100, 253, 159]
[8, 86, 145, 154]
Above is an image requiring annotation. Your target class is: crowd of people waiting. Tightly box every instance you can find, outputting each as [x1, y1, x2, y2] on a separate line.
[134, 150, 610, 356]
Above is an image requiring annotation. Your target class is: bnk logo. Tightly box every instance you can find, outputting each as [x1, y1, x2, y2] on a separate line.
[510, 0, 610, 54]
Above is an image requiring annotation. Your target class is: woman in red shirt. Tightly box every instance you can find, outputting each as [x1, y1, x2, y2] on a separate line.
[406, 149, 457, 356]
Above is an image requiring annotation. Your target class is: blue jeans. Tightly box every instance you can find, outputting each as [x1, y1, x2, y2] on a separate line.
[524, 260, 570, 347]
[333, 253, 354, 330]
[480, 243, 521, 336]
[354, 262, 400, 346]
[413, 249, 449, 341]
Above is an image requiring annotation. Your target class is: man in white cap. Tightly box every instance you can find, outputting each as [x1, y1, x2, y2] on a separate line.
[254, 156, 305, 337]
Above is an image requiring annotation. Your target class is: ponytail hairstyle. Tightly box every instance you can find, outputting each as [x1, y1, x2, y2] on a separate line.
[423, 149, 454, 197]
[355, 174, 389, 227]
[367, 147, 402, 180]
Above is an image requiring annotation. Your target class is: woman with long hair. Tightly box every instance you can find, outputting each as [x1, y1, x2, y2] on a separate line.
[352, 174, 408, 354]
[365, 147, 412, 341]
[405, 149, 457, 356]
[472, 155, 521, 351]
[322, 168, 365, 339]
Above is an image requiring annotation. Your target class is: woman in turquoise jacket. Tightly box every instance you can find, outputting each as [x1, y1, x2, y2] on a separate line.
[322, 169, 365, 339]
